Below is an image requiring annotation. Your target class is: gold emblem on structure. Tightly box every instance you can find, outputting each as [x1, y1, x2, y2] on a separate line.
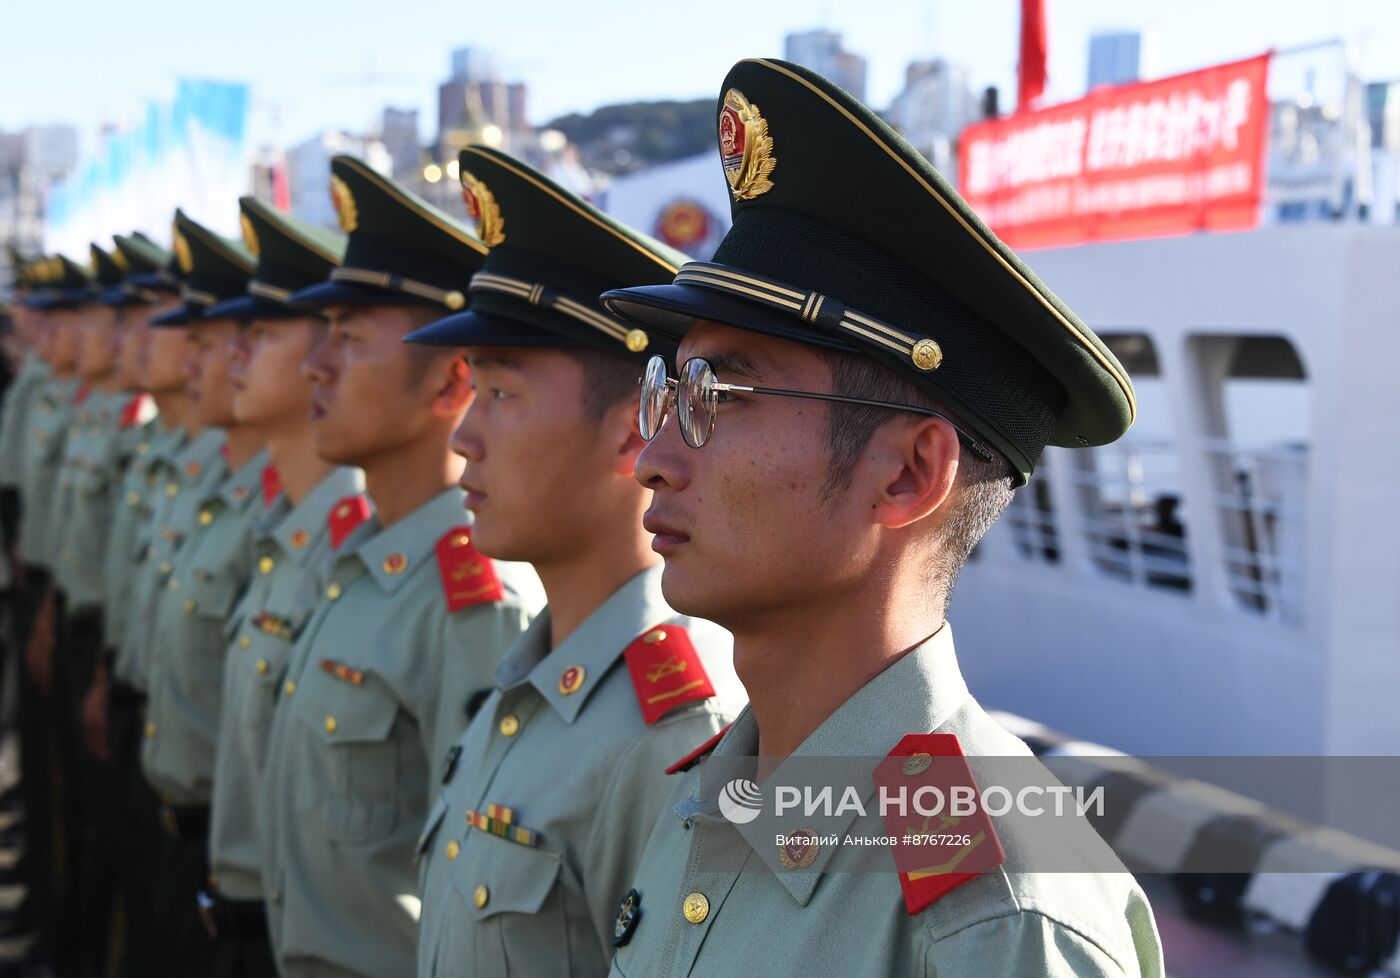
[240, 214, 260, 256]
[330, 175, 358, 233]
[460, 171, 505, 246]
[173, 230, 193, 273]
[719, 89, 776, 201]
[910, 338, 943, 372]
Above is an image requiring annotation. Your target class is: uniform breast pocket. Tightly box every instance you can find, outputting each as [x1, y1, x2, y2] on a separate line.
[444, 834, 565, 978]
[186, 574, 243, 710]
[292, 675, 401, 845]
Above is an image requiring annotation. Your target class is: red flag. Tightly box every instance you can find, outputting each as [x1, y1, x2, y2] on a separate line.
[1018, 0, 1048, 112]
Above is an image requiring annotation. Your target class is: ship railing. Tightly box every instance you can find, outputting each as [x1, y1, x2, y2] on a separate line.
[1201, 437, 1308, 625]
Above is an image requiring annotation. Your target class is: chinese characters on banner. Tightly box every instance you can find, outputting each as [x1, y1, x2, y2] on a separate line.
[958, 53, 1272, 250]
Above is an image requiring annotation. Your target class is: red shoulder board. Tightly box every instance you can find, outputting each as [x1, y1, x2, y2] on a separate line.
[74, 385, 90, 405]
[623, 625, 716, 725]
[261, 465, 283, 507]
[875, 733, 1007, 916]
[436, 526, 504, 611]
[119, 392, 149, 428]
[328, 494, 371, 550]
[665, 723, 732, 775]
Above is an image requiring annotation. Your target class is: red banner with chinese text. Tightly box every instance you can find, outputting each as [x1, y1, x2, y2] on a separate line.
[958, 53, 1272, 250]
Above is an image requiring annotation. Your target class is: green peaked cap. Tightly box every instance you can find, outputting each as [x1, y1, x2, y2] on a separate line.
[151, 209, 254, 327]
[405, 144, 687, 362]
[601, 58, 1137, 485]
[292, 154, 485, 312]
[204, 197, 346, 320]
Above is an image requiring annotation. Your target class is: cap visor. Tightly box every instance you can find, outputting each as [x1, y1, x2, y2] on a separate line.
[149, 304, 199, 327]
[404, 309, 588, 348]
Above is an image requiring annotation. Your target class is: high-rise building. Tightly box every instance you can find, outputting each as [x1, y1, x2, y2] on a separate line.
[437, 48, 530, 152]
[287, 131, 391, 230]
[885, 58, 978, 176]
[1087, 30, 1143, 90]
[1367, 81, 1400, 150]
[0, 124, 79, 288]
[783, 29, 867, 102]
[381, 107, 421, 179]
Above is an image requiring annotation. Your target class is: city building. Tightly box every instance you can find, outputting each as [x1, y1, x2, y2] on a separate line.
[437, 46, 530, 154]
[381, 106, 421, 179]
[783, 29, 868, 102]
[0, 124, 78, 289]
[884, 59, 978, 178]
[1087, 30, 1144, 89]
[286, 130, 391, 230]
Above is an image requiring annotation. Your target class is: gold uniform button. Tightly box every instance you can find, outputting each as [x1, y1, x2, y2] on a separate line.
[126, 491, 140, 506]
[326, 582, 342, 600]
[324, 716, 337, 734]
[682, 892, 709, 924]
[473, 884, 489, 909]
[144, 722, 156, 739]
[239, 636, 251, 649]
[183, 600, 195, 613]
[256, 659, 269, 675]
[198, 510, 213, 526]
[159, 561, 172, 575]
[446, 840, 461, 861]
[284, 681, 296, 697]
[902, 752, 933, 777]
[258, 556, 274, 575]
[498, 714, 520, 737]
[165, 482, 178, 497]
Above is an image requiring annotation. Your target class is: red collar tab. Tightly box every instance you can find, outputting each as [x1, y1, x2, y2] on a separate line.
[875, 733, 1006, 916]
[665, 722, 732, 775]
[328, 494, 371, 550]
[623, 624, 715, 725]
[436, 526, 504, 611]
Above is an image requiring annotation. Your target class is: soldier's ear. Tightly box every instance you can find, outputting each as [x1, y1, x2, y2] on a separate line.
[867, 414, 960, 531]
[603, 394, 646, 477]
[428, 355, 474, 419]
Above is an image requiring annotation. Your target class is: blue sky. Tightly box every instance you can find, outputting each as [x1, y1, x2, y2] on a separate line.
[5, 0, 1399, 152]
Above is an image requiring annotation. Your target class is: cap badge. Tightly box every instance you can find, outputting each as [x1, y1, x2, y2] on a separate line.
[719, 88, 776, 201]
[173, 230, 193, 274]
[625, 329, 649, 353]
[461, 171, 505, 247]
[330, 175, 358, 233]
[240, 214, 260, 257]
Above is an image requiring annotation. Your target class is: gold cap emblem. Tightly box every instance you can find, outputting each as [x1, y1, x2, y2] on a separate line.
[173, 230, 193, 274]
[719, 89, 776, 201]
[625, 329, 649, 354]
[330, 174, 358, 233]
[444, 290, 465, 310]
[461, 171, 505, 247]
[240, 213, 260, 256]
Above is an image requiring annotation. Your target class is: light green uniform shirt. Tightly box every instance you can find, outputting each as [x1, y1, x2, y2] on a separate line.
[16, 375, 79, 568]
[416, 565, 744, 978]
[209, 466, 365, 900]
[49, 389, 132, 612]
[120, 427, 227, 692]
[607, 626, 1166, 978]
[260, 487, 544, 978]
[106, 420, 183, 664]
[141, 447, 270, 805]
[0, 352, 52, 488]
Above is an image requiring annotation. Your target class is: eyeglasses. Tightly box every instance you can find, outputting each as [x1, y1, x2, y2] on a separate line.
[639, 354, 994, 460]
